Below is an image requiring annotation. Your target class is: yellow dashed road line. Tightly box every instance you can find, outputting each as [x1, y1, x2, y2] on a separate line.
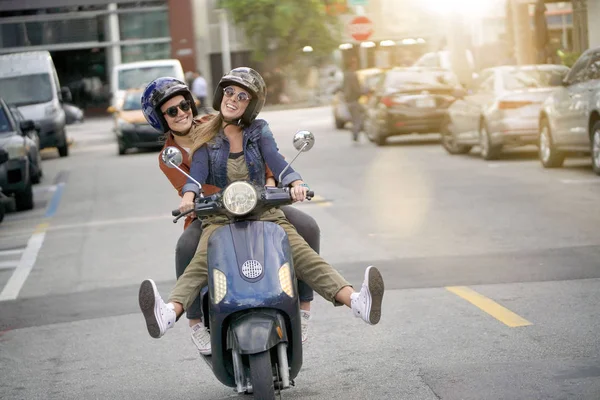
[446, 286, 532, 328]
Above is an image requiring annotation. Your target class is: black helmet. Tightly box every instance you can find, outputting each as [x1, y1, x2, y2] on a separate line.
[141, 77, 198, 133]
[213, 67, 266, 126]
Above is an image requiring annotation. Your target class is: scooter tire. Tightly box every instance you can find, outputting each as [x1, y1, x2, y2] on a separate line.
[249, 351, 275, 400]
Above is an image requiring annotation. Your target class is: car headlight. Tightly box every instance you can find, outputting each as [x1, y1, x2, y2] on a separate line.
[212, 269, 227, 303]
[222, 181, 258, 215]
[278, 263, 294, 298]
[3, 143, 27, 159]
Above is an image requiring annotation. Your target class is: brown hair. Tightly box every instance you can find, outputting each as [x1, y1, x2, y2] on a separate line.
[190, 113, 223, 155]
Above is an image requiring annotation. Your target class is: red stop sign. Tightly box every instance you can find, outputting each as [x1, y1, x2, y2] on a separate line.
[347, 16, 373, 41]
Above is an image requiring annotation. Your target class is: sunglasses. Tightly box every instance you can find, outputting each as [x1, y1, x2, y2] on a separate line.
[162, 100, 192, 118]
[223, 86, 251, 103]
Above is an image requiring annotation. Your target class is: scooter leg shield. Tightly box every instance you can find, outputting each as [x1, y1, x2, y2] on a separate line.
[227, 311, 287, 355]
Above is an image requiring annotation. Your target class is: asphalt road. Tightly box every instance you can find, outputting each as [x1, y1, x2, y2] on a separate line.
[0, 107, 599, 400]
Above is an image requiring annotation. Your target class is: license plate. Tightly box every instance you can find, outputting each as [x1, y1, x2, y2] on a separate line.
[416, 98, 436, 108]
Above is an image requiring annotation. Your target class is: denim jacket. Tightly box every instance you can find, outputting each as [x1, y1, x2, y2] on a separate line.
[182, 119, 302, 195]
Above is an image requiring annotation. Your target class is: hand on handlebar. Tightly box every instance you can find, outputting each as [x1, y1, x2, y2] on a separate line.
[290, 181, 310, 203]
[179, 192, 195, 214]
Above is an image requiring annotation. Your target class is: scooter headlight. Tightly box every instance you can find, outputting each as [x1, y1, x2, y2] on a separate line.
[278, 263, 294, 298]
[222, 181, 258, 216]
[213, 269, 227, 303]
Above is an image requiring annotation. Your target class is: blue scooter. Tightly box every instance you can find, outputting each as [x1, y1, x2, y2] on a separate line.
[161, 131, 315, 399]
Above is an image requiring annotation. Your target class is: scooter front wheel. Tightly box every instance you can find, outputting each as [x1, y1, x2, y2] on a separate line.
[249, 351, 275, 400]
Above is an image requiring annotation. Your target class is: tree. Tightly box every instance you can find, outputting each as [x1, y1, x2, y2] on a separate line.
[218, 0, 342, 67]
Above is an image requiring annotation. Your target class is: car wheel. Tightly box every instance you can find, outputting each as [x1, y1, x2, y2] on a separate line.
[591, 121, 600, 176]
[15, 181, 34, 211]
[57, 133, 69, 157]
[441, 123, 471, 155]
[31, 169, 41, 184]
[539, 119, 564, 168]
[480, 124, 501, 160]
[29, 153, 42, 184]
[366, 120, 386, 146]
[118, 141, 127, 155]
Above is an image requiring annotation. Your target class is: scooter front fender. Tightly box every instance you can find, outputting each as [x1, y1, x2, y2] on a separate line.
[227, 310, 288, 355]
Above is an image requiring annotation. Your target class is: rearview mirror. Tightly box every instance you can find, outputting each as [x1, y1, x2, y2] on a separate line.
[106, 106, 117, 113]
[60, 87, 72, 103]
[293, 130, 315, 152]
[549, 73, 567, 87]
[20, 119, 36, 133]
[161, 146, 183, 168]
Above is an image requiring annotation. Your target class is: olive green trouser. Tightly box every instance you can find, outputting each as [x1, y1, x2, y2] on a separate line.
[169, 208, 351, 310]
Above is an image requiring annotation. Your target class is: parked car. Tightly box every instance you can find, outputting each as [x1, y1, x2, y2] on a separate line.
[441, 64, 570, 160]
[107, 89, 163, 155]
[413, 50, 476, 87]
[538, 47, 600, 175]
[331, 67, 383, 129]
[363, 67, 463, 146]
[63, 103, 84, 124]
[111, 59, 185, 108]
[0, 98, 40, 211]
[8, 106, 43, 183]
[0, 51, 71, 157]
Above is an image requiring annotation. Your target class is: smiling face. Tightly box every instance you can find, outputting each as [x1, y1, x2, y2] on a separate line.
[220, 85, 251, 121]
[160, 95, 193, 133]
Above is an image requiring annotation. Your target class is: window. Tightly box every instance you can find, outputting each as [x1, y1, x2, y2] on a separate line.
[478, 76, 495, 93]
[384, 70, 459, 88]
[501, 67, 570, 90]
[122, 92, 143, 111]
[0, 107, 12, 133]
[117, 65, 177, 91]
[0, 74, 53, 106]
[415, 53, 440, 68]
[121, 42, 171, 64]
[585, 53, 600, 81]
[565, 51, 593, 84]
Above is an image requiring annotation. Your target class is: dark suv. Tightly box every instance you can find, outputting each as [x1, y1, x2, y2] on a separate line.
[0, 98, 41, 211]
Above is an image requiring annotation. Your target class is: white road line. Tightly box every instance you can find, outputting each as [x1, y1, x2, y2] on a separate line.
[0, 249, 24, 256]
[0, 261, 18, 270]
[560, 178, 600, 184]
[0, 228, 46, 301]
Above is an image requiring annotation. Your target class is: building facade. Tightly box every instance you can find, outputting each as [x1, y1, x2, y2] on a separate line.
[0, 0, 252, 111]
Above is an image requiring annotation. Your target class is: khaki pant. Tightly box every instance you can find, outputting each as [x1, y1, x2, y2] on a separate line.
[169, 208, 350, 310]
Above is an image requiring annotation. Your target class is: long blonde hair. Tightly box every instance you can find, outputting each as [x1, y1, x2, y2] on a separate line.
[190, 113, 223, 155]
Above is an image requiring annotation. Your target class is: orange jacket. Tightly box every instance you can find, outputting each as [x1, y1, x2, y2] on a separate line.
[159, 116, 275, 229]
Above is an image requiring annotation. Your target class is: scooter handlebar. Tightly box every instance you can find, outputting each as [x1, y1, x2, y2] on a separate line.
[172, 209, 181, 217]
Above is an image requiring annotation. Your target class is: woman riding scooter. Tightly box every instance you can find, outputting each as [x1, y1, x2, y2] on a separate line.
[138, 68, 385, 340]
[142, 77, 319, 355]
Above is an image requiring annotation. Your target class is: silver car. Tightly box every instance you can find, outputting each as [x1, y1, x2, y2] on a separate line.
[539, 47, 600, 175]
[441, 64, 570, 160]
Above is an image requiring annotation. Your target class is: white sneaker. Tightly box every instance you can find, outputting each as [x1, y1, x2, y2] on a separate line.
[351, 266, 384, 325]
[300, 310, 311, 344]
[190, 322, 212, 355]
[139, 279, 176, 338]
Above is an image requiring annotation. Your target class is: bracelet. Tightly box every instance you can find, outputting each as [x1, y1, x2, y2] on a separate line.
[300, 183, 310, 190]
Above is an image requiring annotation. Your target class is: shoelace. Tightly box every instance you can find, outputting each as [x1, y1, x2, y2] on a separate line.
[192, 326, 211, 346]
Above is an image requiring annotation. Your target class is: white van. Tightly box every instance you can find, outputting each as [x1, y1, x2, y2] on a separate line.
[111, 59, 185, 108]
[0, 51, 70, 157]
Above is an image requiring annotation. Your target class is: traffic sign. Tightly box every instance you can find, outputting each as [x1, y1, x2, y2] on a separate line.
[347, 16, 373, 41]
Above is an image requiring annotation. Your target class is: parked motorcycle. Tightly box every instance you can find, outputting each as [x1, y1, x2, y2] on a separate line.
[161, 130, 316, 399]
